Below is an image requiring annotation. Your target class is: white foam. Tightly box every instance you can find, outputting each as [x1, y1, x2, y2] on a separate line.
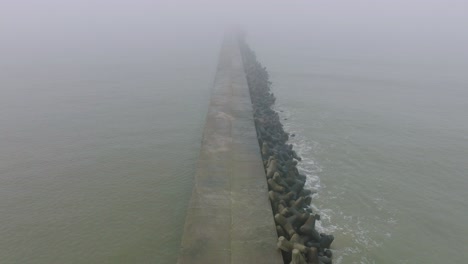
[275, 105, 391, 263]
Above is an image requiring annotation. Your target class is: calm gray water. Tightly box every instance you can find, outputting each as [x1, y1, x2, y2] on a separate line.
[0, 29, 221, 263]
[250, 31, 468, 263]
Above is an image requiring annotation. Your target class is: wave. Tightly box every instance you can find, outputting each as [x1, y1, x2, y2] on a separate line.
[275, 105, 393, 264]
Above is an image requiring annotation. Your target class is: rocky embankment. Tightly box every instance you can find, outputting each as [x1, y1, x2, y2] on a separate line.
[240, 38, 335, 264]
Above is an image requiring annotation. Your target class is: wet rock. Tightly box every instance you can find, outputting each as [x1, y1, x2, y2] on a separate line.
[277, 225, 287, 238]
[299, 189, 313, 197]
[276, 236, 307, 253]
[266, 158, 278, 178]
[291, 249, 307, 264]
[262, 142, 269, 157]
[318, 255, 332, 264]
[269, 191, 295, 204]
[273, 173, 289, 189]
[275, 214, 297, 237]
[283, 207, 310, 226]
[299, 215, 321, 241]
[268, 178, 286, 193]
[240, 36, 334, 263]
[277, 201, 288, 213]
[319, 234, 335, 249]
[289, 197, 306, 209]
[306, 247, 320, 264]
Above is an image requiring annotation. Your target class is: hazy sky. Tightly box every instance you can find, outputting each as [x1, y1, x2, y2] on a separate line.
[1, 0, 467, 65]
[3, 0, 467, 29]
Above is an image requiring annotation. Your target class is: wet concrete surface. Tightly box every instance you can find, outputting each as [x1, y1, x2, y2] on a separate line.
[177, 32, 282, 264]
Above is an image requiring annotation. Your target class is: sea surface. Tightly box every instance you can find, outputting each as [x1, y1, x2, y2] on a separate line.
[0, 30, 221, 263]
[1, 24, 467, 264]
[250, 31, 468, 263]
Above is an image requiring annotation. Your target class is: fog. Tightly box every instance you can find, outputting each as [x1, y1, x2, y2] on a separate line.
[1, 1, 467, 263]
[3, 0, 467, 105]
[2, 0, 467, 64]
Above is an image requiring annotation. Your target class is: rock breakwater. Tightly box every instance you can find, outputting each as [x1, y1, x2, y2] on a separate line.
[240, 37, 335, 264]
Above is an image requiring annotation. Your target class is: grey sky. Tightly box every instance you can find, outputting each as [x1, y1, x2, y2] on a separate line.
[1, 0, 467, 64]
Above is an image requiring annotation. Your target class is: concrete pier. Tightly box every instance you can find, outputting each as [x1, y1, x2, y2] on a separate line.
[177, 32, 282, 264]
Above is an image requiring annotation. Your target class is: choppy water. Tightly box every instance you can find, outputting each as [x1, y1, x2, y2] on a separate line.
[251, 33, 468, 263]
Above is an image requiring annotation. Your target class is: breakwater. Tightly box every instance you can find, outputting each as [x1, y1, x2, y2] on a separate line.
[177, 31, 334, 264]
[240, 36, 335, 264]
[177, 32, 282, 264]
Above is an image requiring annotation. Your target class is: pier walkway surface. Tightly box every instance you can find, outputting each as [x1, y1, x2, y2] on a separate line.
[177, 32, 282, 264]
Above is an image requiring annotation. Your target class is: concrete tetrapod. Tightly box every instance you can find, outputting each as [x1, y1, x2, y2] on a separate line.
[240, 34, 334, 264]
